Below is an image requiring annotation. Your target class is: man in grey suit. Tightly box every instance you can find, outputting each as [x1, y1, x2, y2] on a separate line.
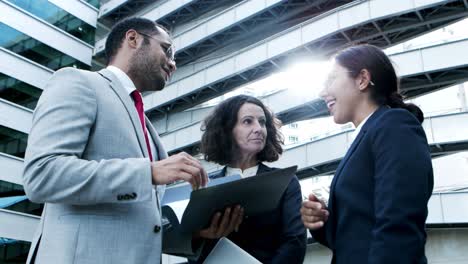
[22, 17, 208, 264]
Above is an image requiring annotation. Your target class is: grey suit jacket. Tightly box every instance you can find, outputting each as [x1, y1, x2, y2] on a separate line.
[22, 68, 168, 264]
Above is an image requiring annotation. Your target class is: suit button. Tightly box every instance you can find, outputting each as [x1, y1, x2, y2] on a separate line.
[154, 225, 161, 233]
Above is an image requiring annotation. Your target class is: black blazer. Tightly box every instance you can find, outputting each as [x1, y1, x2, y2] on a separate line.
[312, 107, 434, 264]
[192, 163, 306, 264]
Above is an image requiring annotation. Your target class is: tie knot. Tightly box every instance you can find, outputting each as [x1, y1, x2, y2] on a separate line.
[131, 90, 143, 104]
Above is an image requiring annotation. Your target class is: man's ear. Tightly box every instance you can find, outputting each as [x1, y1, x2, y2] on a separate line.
[125, 30, 139, 49]
[358, 69, 373, 92]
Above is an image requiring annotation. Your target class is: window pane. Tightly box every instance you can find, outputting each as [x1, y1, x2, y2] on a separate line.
[0, 125, 27, 159]
[85, 0, 100, 8]
[0, 180, 40, 261]
[6, 0, 95, 45]
[0, 182, 43, 216]
[0, 129, 43, 216]
[0, 73, 42, 110]
[0, 23, 90, 71]
[0, 239, 31, 262]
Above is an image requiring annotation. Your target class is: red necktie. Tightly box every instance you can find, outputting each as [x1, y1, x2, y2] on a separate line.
[131, 90, 153, 161]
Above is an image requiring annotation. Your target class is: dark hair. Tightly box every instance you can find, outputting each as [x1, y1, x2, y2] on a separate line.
[105, 17, 165, 64]
[334, 44, 424, 123]
[201, 95, 284, 165]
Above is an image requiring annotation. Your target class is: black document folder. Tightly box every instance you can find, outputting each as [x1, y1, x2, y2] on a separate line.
[162, 165, 297, 256]
[181, 165, 297, 232]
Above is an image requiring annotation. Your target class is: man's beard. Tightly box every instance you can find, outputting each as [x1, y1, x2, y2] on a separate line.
[128, 45, 166, 92]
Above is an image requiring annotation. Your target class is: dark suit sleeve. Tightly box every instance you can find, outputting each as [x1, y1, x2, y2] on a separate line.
[271, 176, 307, 264]
[310, 223, 329, 248]
[368, 110, 433, 263]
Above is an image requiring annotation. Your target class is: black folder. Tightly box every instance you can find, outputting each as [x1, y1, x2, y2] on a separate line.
[162, 165, 297, 256]
[181, 165, 297, 232]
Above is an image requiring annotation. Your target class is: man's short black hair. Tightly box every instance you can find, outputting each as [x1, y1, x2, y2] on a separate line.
[105, 17, 165, 65]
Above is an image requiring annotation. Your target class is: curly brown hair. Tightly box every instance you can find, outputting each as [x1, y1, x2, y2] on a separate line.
[200, 95, 284, 166]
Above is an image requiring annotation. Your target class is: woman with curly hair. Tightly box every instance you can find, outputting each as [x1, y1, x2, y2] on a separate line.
[192, 94, 306, 263]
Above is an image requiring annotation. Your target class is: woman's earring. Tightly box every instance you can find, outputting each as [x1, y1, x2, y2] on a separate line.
[369, 80, 375, 86]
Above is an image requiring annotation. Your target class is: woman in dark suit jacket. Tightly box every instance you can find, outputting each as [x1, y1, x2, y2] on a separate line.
[301, 44, 434, 264]
[192, 95, 306, 263]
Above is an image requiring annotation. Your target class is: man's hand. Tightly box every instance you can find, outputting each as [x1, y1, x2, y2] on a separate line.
[301, 193, 329, 230]
[196, 205, 244, 239]
[151, 152, 208, 189]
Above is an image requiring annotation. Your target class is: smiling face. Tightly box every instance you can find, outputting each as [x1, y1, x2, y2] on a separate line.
[128, 26, 176, 92]
[232, 103, 267, 159]
[320, 62, 363, 125]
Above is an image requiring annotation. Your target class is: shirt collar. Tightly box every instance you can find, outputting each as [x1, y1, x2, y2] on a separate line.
[351, 110, 375, 142]
[225, 165, 259, 179]
[106, 65, 137, 95]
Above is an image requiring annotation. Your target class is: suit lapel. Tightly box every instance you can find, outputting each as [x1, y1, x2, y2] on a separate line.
[146, 117, 167, 161]
[327, 128, 367, 216]
[98, 69, 149, 159]
[329, 130, 366, 197]
[326, 107, 387, 245]
[324, 126, 367, 248]
[329, 107, 387, 203]
[257, 163, 273, 174]
[145, 117, 167, 209]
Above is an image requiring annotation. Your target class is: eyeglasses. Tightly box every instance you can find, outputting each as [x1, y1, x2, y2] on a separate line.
[323, 70, 374, 90]
[323, 71, 351, 90]
[136, 31, 175, 61]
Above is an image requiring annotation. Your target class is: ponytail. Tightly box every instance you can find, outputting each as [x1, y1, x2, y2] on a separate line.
[387, 92, 424, 123]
